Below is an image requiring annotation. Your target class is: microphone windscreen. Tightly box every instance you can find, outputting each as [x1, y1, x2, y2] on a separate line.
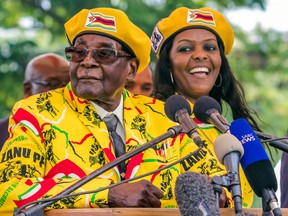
[230, 118, 277, 197]
[175, 171, 220, 216]
[213, 134, 244, 164]
[194, 96, 221, 123]
[164, 95, 191, 122]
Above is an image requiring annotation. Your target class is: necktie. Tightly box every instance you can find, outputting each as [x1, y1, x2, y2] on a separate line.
[103, 114, 126, 180]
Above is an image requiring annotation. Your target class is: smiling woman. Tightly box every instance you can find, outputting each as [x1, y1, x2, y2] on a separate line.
[151, 6, 265, 208]
[168, 28, 222, 101]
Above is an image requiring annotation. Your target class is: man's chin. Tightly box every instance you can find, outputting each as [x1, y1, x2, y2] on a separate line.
[74, 89, 100, 100]
[72, 83, 101, 99]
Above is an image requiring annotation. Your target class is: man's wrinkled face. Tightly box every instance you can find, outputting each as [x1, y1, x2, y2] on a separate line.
[69, 34, 137, 105]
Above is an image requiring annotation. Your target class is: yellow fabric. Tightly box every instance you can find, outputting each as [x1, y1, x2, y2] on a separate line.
[64, 8, 151, 73]
[151, 7, 234, 57]
[0, 83, 253, 215]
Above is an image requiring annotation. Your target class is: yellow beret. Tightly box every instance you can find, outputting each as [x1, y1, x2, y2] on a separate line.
[151, 7, 234, 57]
[64, 8, 150, 73]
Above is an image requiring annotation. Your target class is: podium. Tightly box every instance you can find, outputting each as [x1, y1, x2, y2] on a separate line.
[45, 208, 288, 216]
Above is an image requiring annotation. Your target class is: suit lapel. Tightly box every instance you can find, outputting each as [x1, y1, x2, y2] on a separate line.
[64, 84, 116, 164]
[122, 91, 150, 179]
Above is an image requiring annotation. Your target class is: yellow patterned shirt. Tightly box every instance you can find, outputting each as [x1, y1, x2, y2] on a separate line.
[0, 83, 253, 215]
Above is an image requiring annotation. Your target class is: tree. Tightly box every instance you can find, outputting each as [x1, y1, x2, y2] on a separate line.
[0, 0, 268, 117]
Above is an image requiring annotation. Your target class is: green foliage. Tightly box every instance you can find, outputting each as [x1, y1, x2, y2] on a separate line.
[2, 0, 286, 136]
[0, 73, 23, 117]
[228, 26, 288, 139]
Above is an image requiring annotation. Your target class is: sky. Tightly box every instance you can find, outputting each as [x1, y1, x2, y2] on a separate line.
[226, 0, 288, 32]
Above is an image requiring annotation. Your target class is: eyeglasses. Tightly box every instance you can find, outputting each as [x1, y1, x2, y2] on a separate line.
[30, 80, 67, 89]
[65, 46, 132, 64]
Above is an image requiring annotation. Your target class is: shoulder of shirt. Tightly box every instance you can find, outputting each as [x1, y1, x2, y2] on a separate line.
[13, 87, 65, 108]
[124, 90, 162, 103]
[129, 94, 164, 106]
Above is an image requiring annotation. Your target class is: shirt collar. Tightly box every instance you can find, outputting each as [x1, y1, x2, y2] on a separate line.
[90, 95, 124, 126]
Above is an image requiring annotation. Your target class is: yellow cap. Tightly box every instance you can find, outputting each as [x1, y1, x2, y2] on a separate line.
[151, 7, 234, 57]
[64, 8, 150, 73]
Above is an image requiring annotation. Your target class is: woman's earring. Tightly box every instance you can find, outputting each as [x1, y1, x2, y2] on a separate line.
[170, 71, 174, 84]
[214, 74, 222, 87]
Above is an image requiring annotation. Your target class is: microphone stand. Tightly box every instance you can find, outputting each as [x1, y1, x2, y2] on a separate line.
[211, 176, 223, 207]
[262, 188, 282, 216]
[211, 173, 242, 214]
[255, 131, 288, 153]
[15, 125, 183, 216]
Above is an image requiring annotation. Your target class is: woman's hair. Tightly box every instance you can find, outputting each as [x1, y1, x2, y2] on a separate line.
[153, 35, 262, 131]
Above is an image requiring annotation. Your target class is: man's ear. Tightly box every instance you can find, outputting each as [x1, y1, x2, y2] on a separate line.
[127, 58, 139, 81]
[23, 81, 32, 98]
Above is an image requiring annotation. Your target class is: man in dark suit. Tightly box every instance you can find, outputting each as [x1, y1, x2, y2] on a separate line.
[0, 53, 69, 150]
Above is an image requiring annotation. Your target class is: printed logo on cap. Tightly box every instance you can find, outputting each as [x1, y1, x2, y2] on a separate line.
[187, 9, 216, 27]
[151, 26, 163, 53]
[85, 11, 117, 32]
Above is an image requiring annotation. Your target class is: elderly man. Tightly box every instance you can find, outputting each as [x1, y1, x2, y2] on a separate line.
[0, 53, 69, 150]
[0, 8, 223, 215]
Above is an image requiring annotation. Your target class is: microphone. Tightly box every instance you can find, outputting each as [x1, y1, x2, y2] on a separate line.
[193, 96, 230, 133]
[175, 171, 220, 216]
[230, 118, 282, 216]
[164, 95, 204, 147]
[213, 133, 244, 214]
[194, 96, 288, 153]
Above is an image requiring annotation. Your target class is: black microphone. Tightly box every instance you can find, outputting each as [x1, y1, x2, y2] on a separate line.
[194, 96, 230, 133]
[213, 133, 244, 214]
[164, 95, 204, 147]
[175, 171, 220, 216]
[194, 96, 288, 153]
[230, 118, 282, 216]
[14, 125, 183, 216]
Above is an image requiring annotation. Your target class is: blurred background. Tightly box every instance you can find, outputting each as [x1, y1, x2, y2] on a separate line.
[0, 0, 287, 197]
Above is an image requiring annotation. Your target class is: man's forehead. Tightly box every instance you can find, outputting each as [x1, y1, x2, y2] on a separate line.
[74, 34, 123, 49]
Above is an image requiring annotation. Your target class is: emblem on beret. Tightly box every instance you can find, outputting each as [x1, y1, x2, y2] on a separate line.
[187, 9, 216, 27]
[85, 12, 117, 32]
[151, 26, 163, 53]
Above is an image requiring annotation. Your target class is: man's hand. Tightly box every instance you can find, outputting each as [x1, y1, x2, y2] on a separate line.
[108, 179, 164, 207]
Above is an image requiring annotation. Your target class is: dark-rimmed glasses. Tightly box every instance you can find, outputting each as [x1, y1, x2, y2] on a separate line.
[65, 46, 131, 64]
